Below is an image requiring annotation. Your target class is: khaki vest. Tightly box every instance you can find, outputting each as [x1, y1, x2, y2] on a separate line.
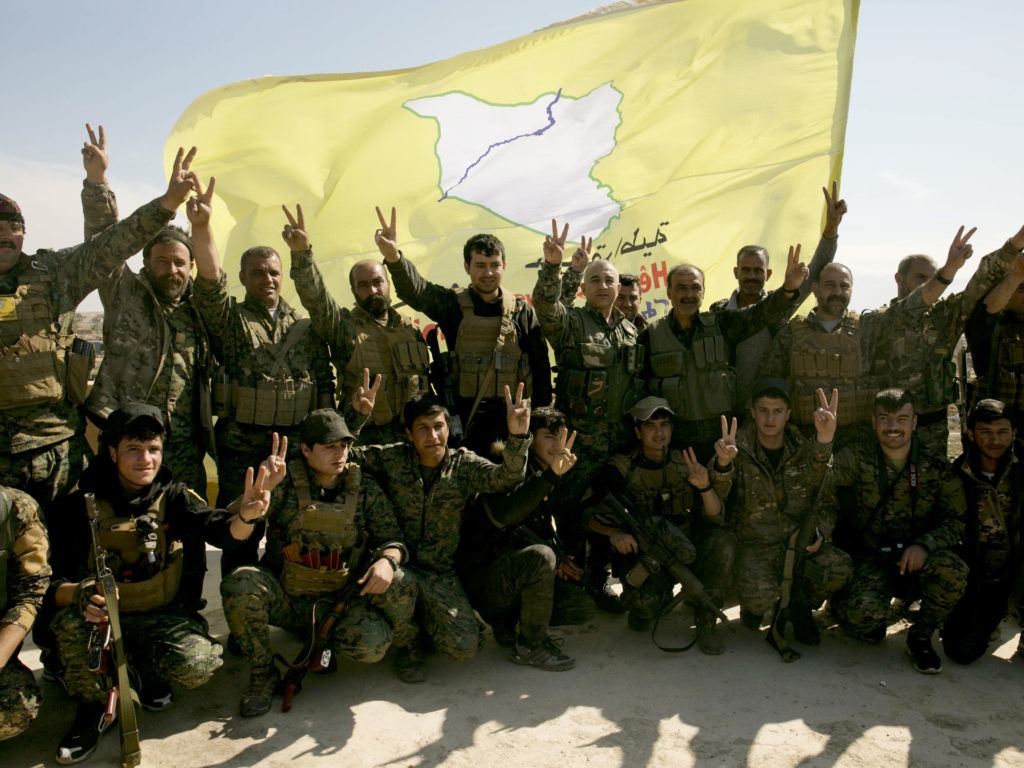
[279, 460, 364, 597]
[344, 312, 429, 426]
[90, 492, 184, 614]
[609, 451, 693, 524]
[452, 289, 530, 399]
[788, 313, 874, 426]
[646, 314, 735, 422]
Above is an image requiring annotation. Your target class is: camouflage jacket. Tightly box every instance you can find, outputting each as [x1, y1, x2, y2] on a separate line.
[729, 422, 833, 546]
[1, 486, 50, 634]
[0, 183, 174, 453]
[353, 434, 531, 574]
[830, 438, 964, 557]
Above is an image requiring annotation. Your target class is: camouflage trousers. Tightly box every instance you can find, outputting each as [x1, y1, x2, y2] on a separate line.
[616, 527, 736, 621]
[0, 657, 40, 742]
[940, 576, 1013, 665]
[220, 565, 417, 666]
[53, 605, 223, 703]
[0, 432, 89, 513]
[734, 540, 853, 619]
[831, 548, 969, 637]
[397, 567, 483, 659]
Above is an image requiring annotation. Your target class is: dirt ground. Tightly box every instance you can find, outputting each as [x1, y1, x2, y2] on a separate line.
[7, 545, 1024, 768]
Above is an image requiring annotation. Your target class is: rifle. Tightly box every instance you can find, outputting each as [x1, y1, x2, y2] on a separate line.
[765, 512, 820, 662]
[85, 493, 141, 768]
[593, 494, 730, 652]
[425, 326, 465, 443]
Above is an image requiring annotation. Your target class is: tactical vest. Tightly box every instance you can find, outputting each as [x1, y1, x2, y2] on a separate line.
[609, 452, 693, 527]
[788, 313, 874, 426]
[279, 460, 364, 597]
[0, 489, 12, 608]
[873, 314, 956, 414]
[0, 260, 92, 410]
[555, 309, 641, 439]
[982, 316, 1024, 410]
[646, 314, 735, 422]
[452, 289, 530, 399]
[344, 311, 429, 426]
[213, 318, 318, 427]
[90, 492, 183, 614]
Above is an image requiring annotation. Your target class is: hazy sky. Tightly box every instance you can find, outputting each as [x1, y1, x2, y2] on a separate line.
[3, 0, 1021, 311]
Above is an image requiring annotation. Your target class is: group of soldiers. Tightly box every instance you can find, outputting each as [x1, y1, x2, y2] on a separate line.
[2, 128, 1024, 764]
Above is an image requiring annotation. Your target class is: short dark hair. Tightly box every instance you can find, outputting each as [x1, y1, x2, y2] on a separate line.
[529, 407, 569, 435]
[667, 263, 704, 286]
[143, 225, 193, 262]
[116, 426, 164, 447]
[403, 394, 450, 430]
[874, 388, 915, 415]
[239, 245, 280, 273]
[463, 234, 505, 265]
[619, 273, 640, 289]
[736, 245, 769, 266]
[896, 254, 936, 279]
[752, 385, 791, 407]
[967, 398, 1010, 430]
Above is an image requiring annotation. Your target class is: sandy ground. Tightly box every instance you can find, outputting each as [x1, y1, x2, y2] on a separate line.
[7, 545, 1024, 768]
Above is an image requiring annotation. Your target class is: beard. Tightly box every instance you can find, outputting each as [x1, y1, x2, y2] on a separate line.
[358, 293, 389, 318]
[147, 270, 188, 302]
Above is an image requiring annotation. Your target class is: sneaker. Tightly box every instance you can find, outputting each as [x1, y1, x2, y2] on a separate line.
[627, 612, 652, 632]
[55, 701, 114, 765]
[240, 664, 280, 717]
[907, 629, 942, 674]
[589, 581, 626, 614]
[790, 606, 821, 646]
[139, 679, 174, 712]
[696, 613, 725, 655]
[509, 636, 575, 671]
[740, 608, 762, 631]
[392, 644, 427, 684]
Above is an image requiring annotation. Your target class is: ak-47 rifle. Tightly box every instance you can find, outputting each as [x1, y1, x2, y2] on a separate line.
[593, 494, 730, 652]
[85, 493, 141, 768]
[765, 510, 820, 662]
[425, 326, 464, 443]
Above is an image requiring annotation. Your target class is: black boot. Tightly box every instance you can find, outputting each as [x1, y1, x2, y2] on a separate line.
[55, 701, 115, 765]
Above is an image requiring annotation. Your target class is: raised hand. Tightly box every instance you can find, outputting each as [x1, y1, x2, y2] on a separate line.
[375, 205, 400, 263]
[239, 465, 271, 523]
[259, 432, 289, 492]
[549, 428, 578, 476]
[942, 224, 977, 275]
[543, 219, 570, 267]
[822, 181, 848, 238]
[682, 447, 711, 489]
[160, 146, 197, 212]
[281, 204, 311, 252]
[813, 387, 839, 444]
[186, 175, 216, 227]
[782, 243, 808, 291]
[713, 415, 739, 467]
[352, 367, 382, 416]
[570, 236, 594, 273]
[504, 382, 531, 435]
[82, 123, 108, 183]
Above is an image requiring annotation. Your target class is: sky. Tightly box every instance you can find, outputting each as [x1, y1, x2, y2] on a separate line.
[2, 0, 1022, 313]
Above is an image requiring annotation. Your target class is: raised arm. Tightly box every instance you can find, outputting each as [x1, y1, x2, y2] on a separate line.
[720, 244, 807, 344]
[81, 123, 118, 240]
[917, 225, 977, 306]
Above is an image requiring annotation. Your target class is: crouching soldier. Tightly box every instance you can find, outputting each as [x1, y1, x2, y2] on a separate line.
[45, 404, 268, 764]
[586, 397, 737, 654]
[221, 409, 414, 717]
[457, 407, 595, 671]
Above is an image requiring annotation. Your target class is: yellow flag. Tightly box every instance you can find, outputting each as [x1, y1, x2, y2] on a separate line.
[167, 0, 858, 322]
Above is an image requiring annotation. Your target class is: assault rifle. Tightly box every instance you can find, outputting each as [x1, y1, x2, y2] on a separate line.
[765, 512, 820, 662]
[425, 326, 464, 443]
[593, 494, 729, 652]
[85, 493, 141, 768]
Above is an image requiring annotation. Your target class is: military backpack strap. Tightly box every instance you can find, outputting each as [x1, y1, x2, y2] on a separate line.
[267, 318, 313, 378]
[290, 459, 314, 513]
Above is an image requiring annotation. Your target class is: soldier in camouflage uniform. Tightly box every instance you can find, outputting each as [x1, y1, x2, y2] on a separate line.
[561, 262, 651, 331]
[830, 389, 968, 674]
[282, 204, 429, 446]
[939, 399, 1023, 664]
[457, 407, 593, 671]
[81, 145, 214, 499]
[0, 487, 49, 743]
[729, 381, 851, 648]
[221, 410, 415, 716]
[376, 206, 552, 455]
[0, 128, 189, 509]
[353, 388, 531, 682]
[46, 404, 269, 763]
[709, 183, 846, 416]
[871, 224, 1022, 457]
[587, 397, 737, 654]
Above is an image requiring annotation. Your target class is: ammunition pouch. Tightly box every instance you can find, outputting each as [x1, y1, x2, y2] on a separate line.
[230, 375, 316, 427]
[281, 558, 352, 597]
[0, 348, 65, 409]
[116, 543, 184, 613]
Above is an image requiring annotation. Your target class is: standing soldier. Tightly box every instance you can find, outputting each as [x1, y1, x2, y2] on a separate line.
[82, 145, 214, 499]
[376, 206, 552, 454]
[0, 487, 49, 743]
[561, 257, 651, 331]
[282, 204, 430, 446]
[729, 382, 850, 648]
[873, 224, 1022, 457]
[830, 389, 968, 674]
[0, 128, 192, 509]
[639, 245, 807, 461]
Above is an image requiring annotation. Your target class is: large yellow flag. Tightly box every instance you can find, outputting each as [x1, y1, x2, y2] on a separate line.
[167, 0, 858, 322]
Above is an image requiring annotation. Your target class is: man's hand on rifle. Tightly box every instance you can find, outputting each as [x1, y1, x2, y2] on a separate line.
[609, 530, 639, 555]
[358, 556, 396, 595]
[259, 432, 289, 492]
[352, 367, 382, 417]
[504, 383, 531, 435]
[813, 387, 839, 444]
[549, 427, 578, 476]
[713, 415, 739, 468]
[555, 555, 583, 581]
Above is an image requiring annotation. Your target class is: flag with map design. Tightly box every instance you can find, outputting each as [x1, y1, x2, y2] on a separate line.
[166, 0, 859, 322]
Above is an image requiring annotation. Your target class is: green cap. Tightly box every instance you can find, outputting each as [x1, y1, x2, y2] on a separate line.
[299, 409, 354, 445]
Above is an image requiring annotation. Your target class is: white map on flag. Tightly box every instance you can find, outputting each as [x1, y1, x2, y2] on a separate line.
[405, 83, 623, 237]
